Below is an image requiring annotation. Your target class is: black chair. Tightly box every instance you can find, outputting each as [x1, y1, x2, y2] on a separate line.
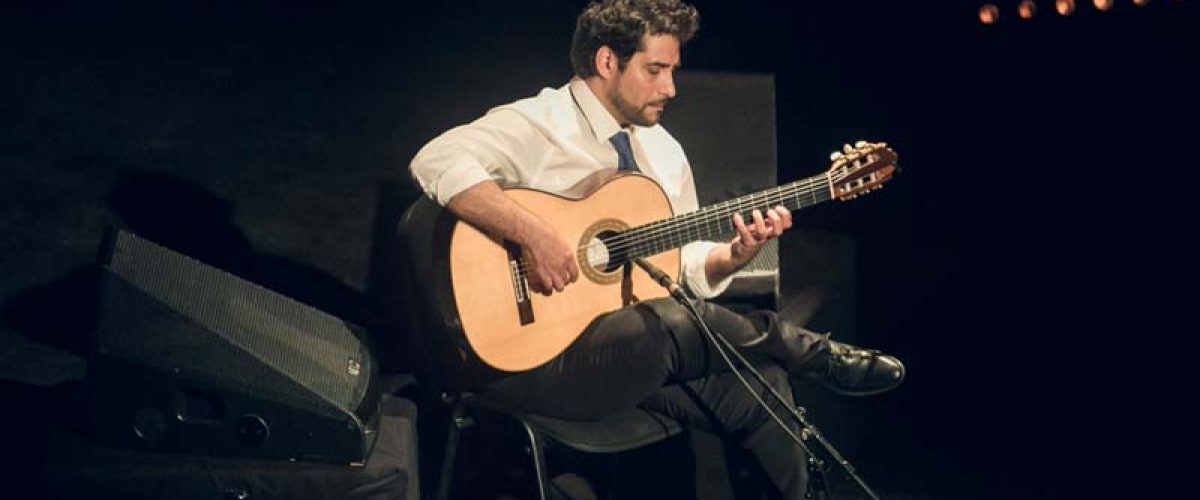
[393, 197, 688, 500]
[377, 71, 860, 500]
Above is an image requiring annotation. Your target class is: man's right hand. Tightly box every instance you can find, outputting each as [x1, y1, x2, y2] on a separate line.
[444, 180, 579, 295]
[521, 224, 579, 295]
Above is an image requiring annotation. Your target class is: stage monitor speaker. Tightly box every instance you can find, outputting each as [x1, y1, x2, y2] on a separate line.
[88, 228, 382, 466]
[665, 71, 779, 311]
[666, 70, 866, 461]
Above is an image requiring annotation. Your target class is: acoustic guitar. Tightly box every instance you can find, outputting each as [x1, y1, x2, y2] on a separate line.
[407, 140, 897, 372]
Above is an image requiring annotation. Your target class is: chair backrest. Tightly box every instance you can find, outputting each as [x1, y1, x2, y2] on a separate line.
[393, 196, 503, 393]
[393, 197, 454, 388]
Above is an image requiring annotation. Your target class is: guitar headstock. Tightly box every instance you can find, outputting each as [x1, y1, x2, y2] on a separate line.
[826, 140, 898, 201]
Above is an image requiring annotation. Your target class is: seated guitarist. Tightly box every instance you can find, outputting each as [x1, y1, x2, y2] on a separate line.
[409, 1, 904, 497]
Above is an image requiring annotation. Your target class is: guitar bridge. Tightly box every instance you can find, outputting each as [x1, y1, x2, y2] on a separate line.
[504, 241, 535, 325]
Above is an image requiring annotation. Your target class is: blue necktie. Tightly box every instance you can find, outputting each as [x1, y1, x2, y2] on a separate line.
[609, 131, 640, 172]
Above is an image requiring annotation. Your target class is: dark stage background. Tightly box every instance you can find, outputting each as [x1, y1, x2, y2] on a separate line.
[2, 0, 1194, 498]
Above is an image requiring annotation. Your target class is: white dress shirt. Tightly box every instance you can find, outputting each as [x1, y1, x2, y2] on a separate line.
[409, 78, 731, 298]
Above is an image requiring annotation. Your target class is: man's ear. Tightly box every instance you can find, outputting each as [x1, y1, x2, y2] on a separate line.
[594, 45, 618, 80]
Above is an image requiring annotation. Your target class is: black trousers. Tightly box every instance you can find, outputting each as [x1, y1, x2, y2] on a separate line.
[484, 298, 826, 499]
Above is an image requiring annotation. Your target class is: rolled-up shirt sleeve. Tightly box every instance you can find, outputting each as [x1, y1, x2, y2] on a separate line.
[409, 109, 539, 206]
[682, 241, 731, 298]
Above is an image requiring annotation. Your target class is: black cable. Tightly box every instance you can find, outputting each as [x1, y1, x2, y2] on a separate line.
[633, 258, 882, 500]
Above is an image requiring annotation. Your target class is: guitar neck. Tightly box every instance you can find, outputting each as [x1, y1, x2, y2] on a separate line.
[622, 173, 832, 259]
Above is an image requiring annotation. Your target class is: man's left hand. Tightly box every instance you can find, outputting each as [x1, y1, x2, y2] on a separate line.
[730, 206, 792, 266]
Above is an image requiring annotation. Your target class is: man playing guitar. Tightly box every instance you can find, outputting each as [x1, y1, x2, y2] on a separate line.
[409, 1, 904, 496]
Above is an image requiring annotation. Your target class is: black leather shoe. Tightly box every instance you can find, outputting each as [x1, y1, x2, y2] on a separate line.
[807, 341, 905, 396]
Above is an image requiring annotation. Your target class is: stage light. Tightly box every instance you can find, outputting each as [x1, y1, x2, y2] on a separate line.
[1056, 0, 1077, 15]
[1133, 0, 1150, 5]
[1019, 0, 1038, 18]
[1094, 0, 1114, 10]
[980, 3, 1000, 24]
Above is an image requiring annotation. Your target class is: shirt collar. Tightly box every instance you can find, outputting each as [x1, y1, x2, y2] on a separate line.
[569, 77, 626, 142]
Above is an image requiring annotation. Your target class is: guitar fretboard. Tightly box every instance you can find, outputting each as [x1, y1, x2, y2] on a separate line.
[617, 173, 831, 259]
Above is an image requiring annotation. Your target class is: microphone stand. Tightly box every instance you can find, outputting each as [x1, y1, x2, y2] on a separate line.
[633, 258, 882, 500]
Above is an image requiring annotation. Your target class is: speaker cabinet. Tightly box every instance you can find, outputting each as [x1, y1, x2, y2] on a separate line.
[665, 72, 866, 454]
[89, 228, 381, 465]
[666, 71, 780, 310]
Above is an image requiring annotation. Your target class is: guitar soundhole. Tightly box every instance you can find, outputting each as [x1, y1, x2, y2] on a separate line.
[587, 231, 626, 274]
[578, 219, 631, 285]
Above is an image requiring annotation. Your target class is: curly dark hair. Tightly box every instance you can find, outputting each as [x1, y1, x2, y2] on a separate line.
[569, 0, 700, 78]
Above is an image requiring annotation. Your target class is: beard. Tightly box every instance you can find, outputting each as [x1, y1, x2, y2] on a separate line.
[609, 86, 665, 127]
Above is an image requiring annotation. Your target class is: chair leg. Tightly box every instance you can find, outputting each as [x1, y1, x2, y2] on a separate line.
[435, 400, 467, 500]
[438, 399, 557, 500]
[518, 419, 551, 500]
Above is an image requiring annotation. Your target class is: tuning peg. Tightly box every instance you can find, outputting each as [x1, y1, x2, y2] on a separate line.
[854, 140, 868, 149]
[830, 151, 844, 161]
[843, 144, 854, 154]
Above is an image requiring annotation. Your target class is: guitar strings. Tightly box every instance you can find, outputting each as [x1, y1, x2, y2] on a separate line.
[608, 176, 830, 258]
[602, 176, 827, 258]
[512, 174, 832, 276]
[520, 175, 827, 273]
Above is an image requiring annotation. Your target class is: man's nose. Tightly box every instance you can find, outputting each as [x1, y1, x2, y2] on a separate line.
[660, 72, 676, 99]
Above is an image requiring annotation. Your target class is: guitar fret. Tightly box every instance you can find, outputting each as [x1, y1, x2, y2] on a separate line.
[622, 172, 836, 261]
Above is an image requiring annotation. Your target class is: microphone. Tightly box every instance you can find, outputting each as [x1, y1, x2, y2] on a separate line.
[633, 258, 689, 301]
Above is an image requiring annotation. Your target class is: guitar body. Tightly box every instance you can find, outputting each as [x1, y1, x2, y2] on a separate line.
[446, 174, 680, 372]
[401, 140, 897, 375]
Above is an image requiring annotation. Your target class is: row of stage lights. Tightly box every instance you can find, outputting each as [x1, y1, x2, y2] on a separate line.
[979, 0, 1184, 24]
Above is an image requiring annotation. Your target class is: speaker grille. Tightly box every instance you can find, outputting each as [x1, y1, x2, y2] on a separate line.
[101, 230, 373, 413]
